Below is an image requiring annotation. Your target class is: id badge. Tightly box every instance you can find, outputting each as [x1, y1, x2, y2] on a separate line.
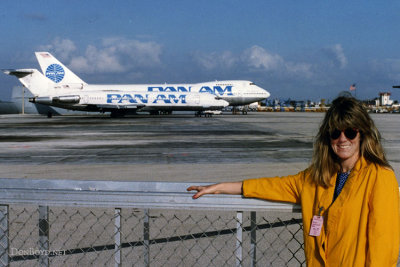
[309, 215, 323, 236]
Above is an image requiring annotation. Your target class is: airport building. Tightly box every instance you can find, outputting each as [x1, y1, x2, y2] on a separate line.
[376, 92, 393, 106]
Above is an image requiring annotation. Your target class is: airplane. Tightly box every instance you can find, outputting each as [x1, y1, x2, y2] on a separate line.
[3, 52, 270, 117]
[3, 69, 229, 117]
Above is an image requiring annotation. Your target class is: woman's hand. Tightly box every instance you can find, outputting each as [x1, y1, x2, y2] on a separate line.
[187, 182, 243, 199]
[186, 184, 219, 199]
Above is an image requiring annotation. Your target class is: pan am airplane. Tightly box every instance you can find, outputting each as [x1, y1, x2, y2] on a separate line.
[3, 52, 270, 117]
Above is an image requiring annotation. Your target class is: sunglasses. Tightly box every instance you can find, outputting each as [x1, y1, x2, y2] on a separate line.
[330, 128, 359, 140]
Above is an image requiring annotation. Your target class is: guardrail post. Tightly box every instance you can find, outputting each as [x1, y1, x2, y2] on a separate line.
[144, 209, 150, 267]
[0, 205, 8, 267]
[236, 211, 243, 267]
[38, 205, 49, 267]
[250, 211, 257, 267]
[114, 208, 121, 267]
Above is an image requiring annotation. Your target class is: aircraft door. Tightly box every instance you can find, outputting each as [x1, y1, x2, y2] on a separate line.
[83, 95, 89, 104]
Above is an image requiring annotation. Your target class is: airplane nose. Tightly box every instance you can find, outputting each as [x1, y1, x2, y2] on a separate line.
[258, 86, 270, 98]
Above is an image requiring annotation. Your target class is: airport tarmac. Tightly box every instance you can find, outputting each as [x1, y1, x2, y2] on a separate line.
[0, 112, 400, 183]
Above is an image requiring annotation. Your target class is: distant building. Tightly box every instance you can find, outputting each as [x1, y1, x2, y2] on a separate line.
[376, 92, 393, 106]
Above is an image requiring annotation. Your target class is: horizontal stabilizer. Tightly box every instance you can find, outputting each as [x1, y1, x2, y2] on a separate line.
[3, 69, 51, 96]
[2, 69, 35, 78]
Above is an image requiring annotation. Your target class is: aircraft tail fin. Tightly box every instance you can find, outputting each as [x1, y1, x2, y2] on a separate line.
[2, 69, 53, 96]
[35, 52, 87, 85]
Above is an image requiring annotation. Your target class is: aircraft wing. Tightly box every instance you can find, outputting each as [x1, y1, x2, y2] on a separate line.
[95, 104, 145, 110]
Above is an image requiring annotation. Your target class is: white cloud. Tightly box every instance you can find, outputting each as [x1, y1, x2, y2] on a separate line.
[70, 45, 125, 73]
[242, 45, 313, 78]
[242, 46, 284, 71]
[38, 38, 77, 61]
[323, 44, 348, 69]
[40, 37, 162, 74]
[193, 50, 236, 70]
[192, 45, 314, 79]
[101, 37, 162, 67]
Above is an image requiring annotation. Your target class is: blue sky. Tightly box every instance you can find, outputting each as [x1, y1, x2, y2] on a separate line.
[1, 0, 400, 102]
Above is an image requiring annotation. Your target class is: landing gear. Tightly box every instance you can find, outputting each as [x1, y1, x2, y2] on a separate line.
[232, 106, 248, 115]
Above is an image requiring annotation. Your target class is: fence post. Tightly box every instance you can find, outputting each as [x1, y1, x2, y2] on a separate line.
[38, 205, 49, 267]
[114, 208, 121, 267]
[250, 211, 257, 267]
[0, 205, 8, 267]
[144, 209, 150, 267]
[236, 211, 243, 267]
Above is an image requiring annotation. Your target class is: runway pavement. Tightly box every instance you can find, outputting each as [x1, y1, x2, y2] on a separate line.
[0, 112, 399, 183]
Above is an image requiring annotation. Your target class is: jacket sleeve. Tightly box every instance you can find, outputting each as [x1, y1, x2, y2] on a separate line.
[242, 171, 305, 204]
[367, 168, 400, 267]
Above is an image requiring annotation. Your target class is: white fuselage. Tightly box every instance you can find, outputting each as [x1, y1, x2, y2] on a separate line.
[79, 80, 270, 106]
[31, 80, 268, 114]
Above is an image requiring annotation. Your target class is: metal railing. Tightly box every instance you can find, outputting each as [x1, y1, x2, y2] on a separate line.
[0, 178, 305, 266]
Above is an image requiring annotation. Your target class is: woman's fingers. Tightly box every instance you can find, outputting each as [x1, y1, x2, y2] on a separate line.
[187, 185, 211, 199]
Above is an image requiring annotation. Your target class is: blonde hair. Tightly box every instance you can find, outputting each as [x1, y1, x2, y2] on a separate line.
[309, 96, 391, 187]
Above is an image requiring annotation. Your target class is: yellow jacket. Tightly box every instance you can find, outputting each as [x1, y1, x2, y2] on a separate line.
[243, 157, 400, 266]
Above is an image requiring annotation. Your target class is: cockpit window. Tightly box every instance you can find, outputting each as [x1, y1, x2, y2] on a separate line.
[250, 82, 256, 85]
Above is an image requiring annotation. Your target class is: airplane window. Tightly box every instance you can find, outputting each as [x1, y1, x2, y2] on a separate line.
[250, 82, 255, 85]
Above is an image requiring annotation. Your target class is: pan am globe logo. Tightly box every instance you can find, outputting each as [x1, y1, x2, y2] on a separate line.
[45, 64, 65, 83]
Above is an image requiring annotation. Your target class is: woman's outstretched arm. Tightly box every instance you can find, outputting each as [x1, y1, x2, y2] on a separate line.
[187, 182, 243, 199]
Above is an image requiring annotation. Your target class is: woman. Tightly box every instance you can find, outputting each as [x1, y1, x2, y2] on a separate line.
[187, 96, 400, 266]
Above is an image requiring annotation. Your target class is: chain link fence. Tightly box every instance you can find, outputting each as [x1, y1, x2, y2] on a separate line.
[0, 179, 398, 266]
[3, 206, 304, 267]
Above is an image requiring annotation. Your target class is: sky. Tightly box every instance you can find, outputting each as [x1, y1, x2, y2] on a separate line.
[1, 0, 400, 102]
